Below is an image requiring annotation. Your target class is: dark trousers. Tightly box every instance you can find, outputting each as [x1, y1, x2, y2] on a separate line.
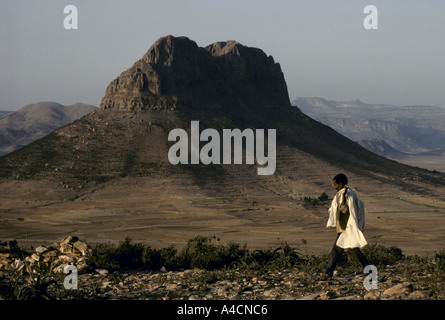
[325, 233, 370, 276]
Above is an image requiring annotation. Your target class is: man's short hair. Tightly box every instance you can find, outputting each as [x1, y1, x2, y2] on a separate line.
[333, 173, 348, 186]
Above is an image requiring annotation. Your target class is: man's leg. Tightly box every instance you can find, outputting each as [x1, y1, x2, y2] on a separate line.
[324, 233, 343, 277]
[348, 247, 370, 269]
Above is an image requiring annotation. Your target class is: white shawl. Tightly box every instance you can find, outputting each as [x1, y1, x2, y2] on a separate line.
[326, 187, 367, 249]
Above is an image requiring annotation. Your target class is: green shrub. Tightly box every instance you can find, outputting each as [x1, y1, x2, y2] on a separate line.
[179, 236, 247, 270]
[87, 243, 120, 270]
[236, 242, 306, 273]
[362, 243, 404, 267]
[112, 237, 146, 269]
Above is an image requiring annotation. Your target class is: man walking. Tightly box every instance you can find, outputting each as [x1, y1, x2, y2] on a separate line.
[323, 173, 370, 279]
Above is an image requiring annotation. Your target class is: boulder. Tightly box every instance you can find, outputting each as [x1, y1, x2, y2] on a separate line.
[73, 240, 89, 256]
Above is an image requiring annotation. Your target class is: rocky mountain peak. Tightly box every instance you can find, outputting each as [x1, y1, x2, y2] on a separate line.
[100, 35, 291, 113]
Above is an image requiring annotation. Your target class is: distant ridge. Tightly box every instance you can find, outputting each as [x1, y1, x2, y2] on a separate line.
[0, 102, 97, 156]
[293, 97, 445, 156]
[0, 111, 12, 119]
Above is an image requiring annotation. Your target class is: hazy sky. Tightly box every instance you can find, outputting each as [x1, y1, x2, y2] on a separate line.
[1, 0, 445, 111]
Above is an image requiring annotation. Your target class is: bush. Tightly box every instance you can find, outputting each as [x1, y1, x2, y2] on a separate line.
[237, 241, 306, 272]
[87, 243, 120, 270]
[88, 236, 248, 271]
[88, 238, 166, 271]
[362, 243, 404, 267]
[303, 192, 329, 207]
[179, 236, 247, 270]
[113, 237, 146, 268]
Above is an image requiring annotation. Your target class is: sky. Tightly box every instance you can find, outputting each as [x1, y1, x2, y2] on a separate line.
[1, 0, 445, 111]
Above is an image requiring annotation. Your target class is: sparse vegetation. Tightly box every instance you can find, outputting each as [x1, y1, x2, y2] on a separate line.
[303, 192, 330, 207]
[86, 236, 310, 273]
[85, 236, 407, 275]
[16, 275, 58, 300]
[2, 236, 445, 300]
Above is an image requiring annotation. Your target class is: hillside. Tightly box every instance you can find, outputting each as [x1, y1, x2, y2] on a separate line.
[0, 102, 97, 155]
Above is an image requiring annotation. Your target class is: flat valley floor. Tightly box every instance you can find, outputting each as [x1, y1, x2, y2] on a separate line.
[1, 150, 445, 256]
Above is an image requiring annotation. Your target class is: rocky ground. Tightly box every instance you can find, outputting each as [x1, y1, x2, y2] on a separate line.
[0, 261, 439, 301]
[40, 265, 436, 300]
[1, 237, 443, 301]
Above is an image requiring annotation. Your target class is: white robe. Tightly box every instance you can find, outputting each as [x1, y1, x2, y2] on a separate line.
[326, 187, 367, 249]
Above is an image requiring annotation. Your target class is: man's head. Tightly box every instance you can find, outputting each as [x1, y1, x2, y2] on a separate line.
[333, 173, 348, 191]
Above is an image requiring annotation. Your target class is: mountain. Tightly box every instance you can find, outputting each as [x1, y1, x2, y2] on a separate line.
[101, 36, 290, 114]
[1, 35, 443, 187]
[0, 102, 97, 156]
[292, 97, 445, 156]
[1, 36, 444, 252]
[0, 111, 12, 119]
[0, 36, 433, 185]
[357, 138, 408, 159]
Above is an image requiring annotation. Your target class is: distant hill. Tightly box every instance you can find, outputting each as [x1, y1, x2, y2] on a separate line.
[292, 97, 445, 157]
[0, 111, 12, 119]
[357, 138, 408, 158]
[0, 102, 97, 156]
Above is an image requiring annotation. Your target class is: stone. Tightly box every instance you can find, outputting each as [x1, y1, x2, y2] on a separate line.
[101, 281, 111, 289]
[31, 253, 40, 262]
[59, 243, 74, 254]
[263, 289, 280, 298]
[319, 291, 338, 300]
[53, 263, 69, 273]
[77, 262, 89, 272]
[73, 240, 89, 255]
[57, 254, 74, 263]
[13, 259, 24, 270]
[61, 236, 79, 245]
[95, 269, 109, 276]
[317, 280, 331, 287]
[383, 282, 413, 296]
[297, 293, 320, 300]
[364, 291, 378, 300]
[42, 250, 58, 258]
[0, 263, 14, 271]
[35, 246, 47, 254]
[408, 290, 430, 299]
[0, 253, 11, 259]
[166, 283, 180, 291]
